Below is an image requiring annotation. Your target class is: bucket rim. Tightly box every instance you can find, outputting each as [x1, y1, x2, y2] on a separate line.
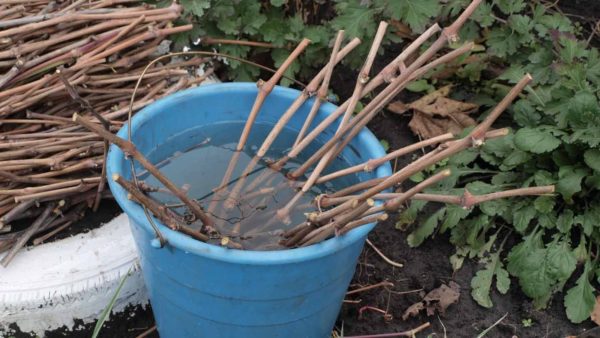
[106, 82, 392, 265]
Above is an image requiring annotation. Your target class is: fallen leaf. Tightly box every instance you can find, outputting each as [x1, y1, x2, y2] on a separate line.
[590, 296, 600, 325]
[401, 281, 461, 320]
[387, 101, 408, 115]
[402, 301, 424, 320]
[407, 85, 453, 112]
[387, 85, 478, 139]
[423, 281, 460, 316]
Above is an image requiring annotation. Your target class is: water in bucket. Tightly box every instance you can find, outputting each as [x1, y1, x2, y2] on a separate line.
[139, 121, 359, 250]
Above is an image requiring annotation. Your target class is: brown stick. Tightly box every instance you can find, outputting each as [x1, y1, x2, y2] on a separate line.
[1, 202, 56, 267]
[315, 74, 531, 223]
[240, 38, 361, 194]
[73, 113, 214, 227]
[343, 322, 431, 338]
[202, 37, 275, 49]
[14, 183, 96, 202]
[346, 280, 394, 296]
[0, 199, 36, 228]
[294, 30, 345, 147]
[364, 238, 403, 268]
[289, 42, 475, 179]
[112, 174, 208, 242]
[296, 22, 388, 204]
[33, 220, 73, 245]
[237, 38, 311, 151]
[0, 169, 63, 185]
[316, 133, 454, 184]
[269, 23, 443, 172]
[0, 177, 101, 196]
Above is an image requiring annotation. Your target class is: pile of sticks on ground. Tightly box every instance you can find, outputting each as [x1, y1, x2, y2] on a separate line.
[76, 0, 555, 252]
[0, 1, 213, 266]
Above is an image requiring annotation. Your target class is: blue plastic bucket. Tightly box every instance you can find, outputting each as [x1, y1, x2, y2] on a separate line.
[106, 83, 392, 338]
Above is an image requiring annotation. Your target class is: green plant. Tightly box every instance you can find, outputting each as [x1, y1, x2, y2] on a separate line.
[162, 0, 442, 84]
[399, 0, 600, 324]
[92, 268, 132, 338]
[522, 318, 533, 327]
[167, 0, 600, 324]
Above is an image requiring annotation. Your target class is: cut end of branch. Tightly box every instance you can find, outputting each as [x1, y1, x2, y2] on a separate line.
[111, 173, 120, 181]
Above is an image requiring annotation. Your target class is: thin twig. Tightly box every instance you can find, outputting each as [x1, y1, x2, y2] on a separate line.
[73, 113, 214, 228]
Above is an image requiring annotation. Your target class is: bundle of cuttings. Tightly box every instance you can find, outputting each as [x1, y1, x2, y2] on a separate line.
[0, 0, 214, 266]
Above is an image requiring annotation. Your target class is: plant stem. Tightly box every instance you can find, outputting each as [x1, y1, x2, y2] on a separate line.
[73, 113, 215, 227]
[112, 174, 209, 242]
[318, 75, 530, 224]
[237, 38, 311, 151]
[317, 132, 453, 184]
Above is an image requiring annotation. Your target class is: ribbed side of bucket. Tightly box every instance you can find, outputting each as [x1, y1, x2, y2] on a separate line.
[129, 221, 365, 338]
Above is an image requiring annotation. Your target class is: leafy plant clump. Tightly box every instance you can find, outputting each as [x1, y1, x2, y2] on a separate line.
[400, 0, 600, 324]
[166, 0, 442, 84]
[169, 0, 600, 323]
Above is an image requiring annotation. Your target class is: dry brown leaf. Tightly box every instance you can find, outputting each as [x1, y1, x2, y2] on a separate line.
[387, 101, 409, 115]
[590, 296, 600, 325]
[402, 301, 425, 320]
[387, 85, 479, 139]
[417, 97, 478, 117]
[406, 85, 453, 112]
[423, 281, 460, 316]
[401, 282, 461, 320]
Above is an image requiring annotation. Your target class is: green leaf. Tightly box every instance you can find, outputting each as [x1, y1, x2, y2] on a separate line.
[534, 170, 555, 186]
[513, 203, 537, 233]
[270, 0, 287, 7]
[487, 27, 520, 57]
[332, 1, 378, 40]
[379, 139, 390, 152]
[584, 149, 600, 172]
[556, 166, 589, 201]
[440, 204, 471, 233]
[514, 127, 561, 154]
[180, 0, 211, 16]
[472, 1, 494, 27]
[559, 37, 587, 63]
[450, 148, 479, 166]
[395, 200, 427, 230]
[501, 149, 531, 170]
[471, 250, 511, 308]
[406, 79, 433, 92]
[407, 208, 445, 247]
[509, 14, 533, 35]
[261, 15, 289, 46]
[409, 171, 425, 183]
[512, 99, 541, 127]
[564, 262, 596, 323]
[383, 0, 439, 33]
[495, 0, 526, 14]
[508, 234, 576, 308]
[556, 210, 574, 234]
[534, 196, 555, 214]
